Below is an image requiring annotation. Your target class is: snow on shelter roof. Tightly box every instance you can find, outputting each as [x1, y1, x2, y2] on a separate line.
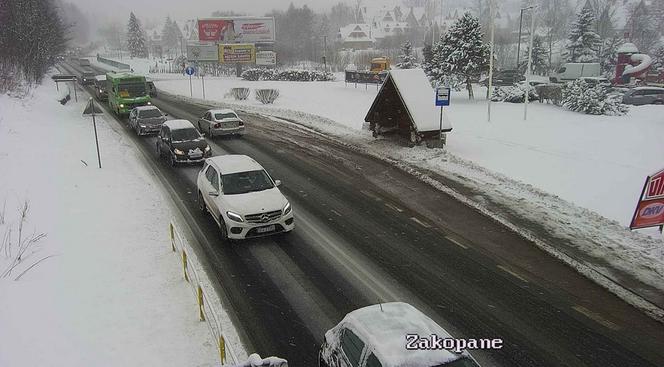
[343, 302, 461, 366]
[374, 69, 453, 133]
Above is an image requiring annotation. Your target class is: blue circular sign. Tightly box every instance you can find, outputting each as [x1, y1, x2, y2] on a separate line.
[185, 66, 195, 76]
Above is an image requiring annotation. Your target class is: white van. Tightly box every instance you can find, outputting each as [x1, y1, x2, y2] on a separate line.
[549, 63, 600, 83]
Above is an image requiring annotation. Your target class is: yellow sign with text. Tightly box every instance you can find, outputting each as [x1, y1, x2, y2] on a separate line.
[218, 43, 256, 64]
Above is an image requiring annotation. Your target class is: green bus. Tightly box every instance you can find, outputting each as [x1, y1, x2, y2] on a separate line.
[106, 72, 151, 116]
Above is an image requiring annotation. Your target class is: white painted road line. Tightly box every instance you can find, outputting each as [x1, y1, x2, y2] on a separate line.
[445, 236, 469, 249]
[384, 202, 404, 212]
[573, 305, 621, 331]
[360, 190, 383, 202]
[497, 265, 530, 283]
[331, 209, 342, 217]
[410, 217, 432, 228]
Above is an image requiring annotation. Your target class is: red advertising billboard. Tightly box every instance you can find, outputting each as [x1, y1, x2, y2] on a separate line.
[630, 167, 664, 230]
[198, 19, 233, 41]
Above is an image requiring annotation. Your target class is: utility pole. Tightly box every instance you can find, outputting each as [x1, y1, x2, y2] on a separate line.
[323, 35, 328, 73]
[516, 5, 534, 70]
[487, 0, 495, 122]
[524, 3, 537, 121]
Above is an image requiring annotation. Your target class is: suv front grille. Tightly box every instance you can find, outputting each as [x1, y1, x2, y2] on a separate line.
[245, 210, 282, 224]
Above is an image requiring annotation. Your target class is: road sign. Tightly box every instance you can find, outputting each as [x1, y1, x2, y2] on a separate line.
[630, 167, 664, 230]
[51, 74, 77, 81]
[82, 99, 103, 116]
[435, 87, 451, 106]
[185, 66, 195, 76]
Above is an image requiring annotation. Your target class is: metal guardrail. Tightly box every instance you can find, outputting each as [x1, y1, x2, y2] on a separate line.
[96, 55, 131, 71]
[169, 221, 239, 365]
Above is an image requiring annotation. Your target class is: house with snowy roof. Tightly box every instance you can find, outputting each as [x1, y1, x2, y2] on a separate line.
[339, 23, 374, 50]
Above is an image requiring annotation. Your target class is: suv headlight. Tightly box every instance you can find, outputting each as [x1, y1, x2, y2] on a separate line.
[204, 145, 211, 152]
[283, 202, 292, 215]
[226, 211, 244, 223]
[174, 148, 185, 155]
[119, 104, 125, 108]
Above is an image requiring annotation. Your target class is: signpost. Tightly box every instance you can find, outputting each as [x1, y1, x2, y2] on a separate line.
[185, 66, 195, 97]
[82, 98, 104, 168]
[630, 167, 664, 232]
[435, 87, 451, 146]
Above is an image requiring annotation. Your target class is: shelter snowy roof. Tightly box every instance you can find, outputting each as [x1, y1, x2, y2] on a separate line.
[343, 303, 461, 367]
[382, 69, 453, 133]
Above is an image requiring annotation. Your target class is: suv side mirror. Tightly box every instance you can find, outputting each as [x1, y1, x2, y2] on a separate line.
[274, 180, 282, 187]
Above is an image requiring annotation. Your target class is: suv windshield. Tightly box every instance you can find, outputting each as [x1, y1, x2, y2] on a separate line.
[139, 109, 163, 118]
[171, 128, 201, 142]
[214, 112, 237, 120]
[221, 170, 274, 195]
[117, 83, 146, 98]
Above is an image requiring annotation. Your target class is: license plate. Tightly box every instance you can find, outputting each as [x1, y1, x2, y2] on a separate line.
[256, 225, 275, 233]
[189, 153, 202, 159]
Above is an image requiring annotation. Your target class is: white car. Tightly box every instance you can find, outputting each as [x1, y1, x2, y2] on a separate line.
[197, 109, 245, 138]
[197, 155, 294, 240]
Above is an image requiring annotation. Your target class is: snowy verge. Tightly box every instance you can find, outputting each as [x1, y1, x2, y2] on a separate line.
[0, 80, 245, 365]
[156, 90, 664, 322]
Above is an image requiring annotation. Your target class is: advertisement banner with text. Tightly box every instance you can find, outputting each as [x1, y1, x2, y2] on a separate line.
[198, 19, 233, 41]
[218, 44, 256, 64]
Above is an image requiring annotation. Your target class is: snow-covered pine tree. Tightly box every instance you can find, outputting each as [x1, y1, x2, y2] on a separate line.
[565, 6, 600, 62]
[127, 12, 147, 58]
[654, 45, 664, 70]
[396, 41, 417, 69]
[599, 35, 623, 77]
[161, 17, 182, 57]
[523, 36, 548, 76]
[428, 12, 490, 99]
[422, 43, 433, 74]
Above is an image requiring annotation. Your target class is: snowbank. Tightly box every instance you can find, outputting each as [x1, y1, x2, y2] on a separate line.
[0, 82, 245, 365]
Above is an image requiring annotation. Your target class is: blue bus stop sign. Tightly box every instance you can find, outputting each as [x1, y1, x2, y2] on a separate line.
[185, 66, 195, 76]
[435, 87, 451, 106]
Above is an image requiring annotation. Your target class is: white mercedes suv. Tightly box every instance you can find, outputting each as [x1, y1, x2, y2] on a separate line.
[197, 155, 294, 240]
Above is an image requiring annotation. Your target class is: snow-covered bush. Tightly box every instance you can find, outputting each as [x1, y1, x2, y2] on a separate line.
[561, 79, 629, 115]
[241, 68, 334, 82]
[491, 84, 538, 103]
[255, 89, 279, 104]
[229, 87, 250, 100]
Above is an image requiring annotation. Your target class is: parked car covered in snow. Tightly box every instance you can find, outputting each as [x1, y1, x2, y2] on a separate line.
[622, 87, 664, 105]
[549, 63, 600, 83]
[319, 302, 481, 367]
[197, 109, 245, 138]
[481, 69, 525, 87]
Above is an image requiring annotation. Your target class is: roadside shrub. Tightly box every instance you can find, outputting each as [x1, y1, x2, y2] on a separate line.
[255, 89, 279, 104]
[240, 68, 276, 81]
[561, 79, 628, 115]
[241, 68, 334, 82]
[491, 84, 538, 103]
[229, 87, 250, 100]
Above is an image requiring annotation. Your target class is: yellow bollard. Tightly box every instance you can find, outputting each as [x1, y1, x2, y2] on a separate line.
[169, 223, 175, 252]
[197, 285, 205, 321]
[219, 335, 226, 364]
[182, 249, 189, 282]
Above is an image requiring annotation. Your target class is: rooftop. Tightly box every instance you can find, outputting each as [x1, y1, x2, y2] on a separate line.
[164, 119, 195, 130]
[207, 154, 264, 175]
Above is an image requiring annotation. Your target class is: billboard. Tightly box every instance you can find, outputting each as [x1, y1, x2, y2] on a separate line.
[219, 44, 256, 64]
[256, 51, 276, 66]
[187, 43, 219, 62]
[630, 168, 664, 230]
[198, 17, 275, 43]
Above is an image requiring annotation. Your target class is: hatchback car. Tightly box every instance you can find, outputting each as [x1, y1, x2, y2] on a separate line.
[94, 75, 108, 101]
[197, 109, 245, 138]
[481, 69, 525, 87]
[622, 87, 664, 105]
[79, 70, 96, 86]
[320, 302, 481, 367]
[197, 155, 294, 240]
[156, 120, 211, 166]
[129, 105, 167, 136]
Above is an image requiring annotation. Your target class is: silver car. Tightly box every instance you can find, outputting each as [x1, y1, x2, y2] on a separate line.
[197, 109, 245, 138]
[622, 87, 664, 106]
[129, 106, 167, 136]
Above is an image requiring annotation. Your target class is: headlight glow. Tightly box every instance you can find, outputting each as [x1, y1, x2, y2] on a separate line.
[147, 101, 152, 105]
[226, 211, 244, 223]
[283, 202, 292, 215]
[119, 104, 124, 108]
[174, 148, 185, 155]
[204, 145, 211, 152]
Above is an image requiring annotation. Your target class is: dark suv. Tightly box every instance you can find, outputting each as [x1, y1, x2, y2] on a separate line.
[157, 120, 212, 166]
[481, 69, 525, 86]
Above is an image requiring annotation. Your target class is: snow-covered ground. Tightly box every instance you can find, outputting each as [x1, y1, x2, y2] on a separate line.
[0, 81, 245, 365]
[146, 71, 664, 305]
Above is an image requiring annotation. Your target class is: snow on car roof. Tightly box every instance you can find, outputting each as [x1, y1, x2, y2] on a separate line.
[386, 69, 453, 133]
[135, 105, 160, 111]
[343, 302, 459, 367]
[164, 119, 194, 130]
[94, 75, 106, 81]
[633, 86, 664, 91]
[208, 108, 237, 115]
[207, 155, 264, 175]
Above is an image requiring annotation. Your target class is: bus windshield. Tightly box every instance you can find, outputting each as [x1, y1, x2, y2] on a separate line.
[117, 83, 146, 98]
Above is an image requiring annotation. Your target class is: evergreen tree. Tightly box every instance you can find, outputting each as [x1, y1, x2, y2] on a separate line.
[428, 12, 490, 99]
[523, 36, 548, 76]
[161, 17, 182, 57]
[653, 45, 664, 70]
[599, 35, 623, 77]
[396, 41, 417, 69]
[422, 43, 433, 74]
[127, 12, 147, 58]
[565, 6, 600, 62]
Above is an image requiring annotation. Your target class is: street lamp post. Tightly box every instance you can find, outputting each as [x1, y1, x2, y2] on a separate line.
[487, 0, 495, 122]
[524, 3, 538, 121]
[516, 5, 535, 70]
